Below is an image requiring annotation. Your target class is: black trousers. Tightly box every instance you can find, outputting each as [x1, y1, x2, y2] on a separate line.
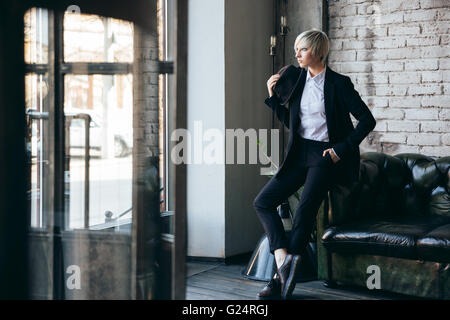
[253, 136, 337, 256]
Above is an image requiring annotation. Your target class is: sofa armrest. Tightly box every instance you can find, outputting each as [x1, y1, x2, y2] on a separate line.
[327, 183, 362, 226]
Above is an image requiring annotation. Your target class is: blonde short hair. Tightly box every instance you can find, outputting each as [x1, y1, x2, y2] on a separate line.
[294, 29, 330, 63]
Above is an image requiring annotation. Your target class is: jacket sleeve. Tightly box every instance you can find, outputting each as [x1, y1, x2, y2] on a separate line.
[264, 95, 290, 129]
[332, 76, 376, 160]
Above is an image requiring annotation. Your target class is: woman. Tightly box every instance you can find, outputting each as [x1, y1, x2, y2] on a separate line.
[253, 29, 376, 299]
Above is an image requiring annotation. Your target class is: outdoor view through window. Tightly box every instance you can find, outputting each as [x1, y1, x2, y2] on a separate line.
[24, 7, 138, 299]
[25, 8, 134, 231]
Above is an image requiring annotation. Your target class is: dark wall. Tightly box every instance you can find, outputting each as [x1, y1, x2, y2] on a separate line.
[0, 0, 28, 300]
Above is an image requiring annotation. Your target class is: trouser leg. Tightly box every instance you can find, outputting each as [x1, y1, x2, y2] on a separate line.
[253, 166, 307, 255]
[288, 164, 334, 255]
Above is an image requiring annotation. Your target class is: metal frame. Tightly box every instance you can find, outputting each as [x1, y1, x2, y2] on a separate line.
[64, 113, 91, 229]
[53, 9, 65, 299]
[172, 0, 187, 300]
[27, 63, 132, 75]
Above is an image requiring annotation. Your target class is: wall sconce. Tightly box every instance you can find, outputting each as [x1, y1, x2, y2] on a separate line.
[280, 16, 288, 36]
[270, 35, 277, 56]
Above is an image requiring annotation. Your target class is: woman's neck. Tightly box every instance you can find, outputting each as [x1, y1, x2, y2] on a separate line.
[308, 63, 326, 78]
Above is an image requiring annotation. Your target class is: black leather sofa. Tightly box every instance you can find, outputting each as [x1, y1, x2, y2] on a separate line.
[316, 152, 450, 299]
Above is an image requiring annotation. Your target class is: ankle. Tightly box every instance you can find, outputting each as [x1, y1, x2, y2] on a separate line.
[275, 256, 285, 268]
[274, 249, 288, 269]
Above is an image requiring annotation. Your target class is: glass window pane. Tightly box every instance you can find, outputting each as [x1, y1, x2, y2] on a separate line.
[24, 8, 49, 64]
[64, 13, 133, 63]
[24, 7, 158, 300]
[25, 74, 51, 229]
[64, 74, 133, 231]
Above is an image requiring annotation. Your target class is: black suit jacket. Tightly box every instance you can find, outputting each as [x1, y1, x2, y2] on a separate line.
[264, 65, 376, 186]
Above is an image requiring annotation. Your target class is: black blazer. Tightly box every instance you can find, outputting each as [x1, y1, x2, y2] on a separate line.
[264, 65, 376, 186]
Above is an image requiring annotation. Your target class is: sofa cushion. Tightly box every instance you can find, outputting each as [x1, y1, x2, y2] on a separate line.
[417, 224, 450, 263]
[346, 153, 450, 220]
[321, 215, 450, 260]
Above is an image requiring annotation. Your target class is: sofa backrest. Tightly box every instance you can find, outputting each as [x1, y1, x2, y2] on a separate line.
[329, 152, 450, 225]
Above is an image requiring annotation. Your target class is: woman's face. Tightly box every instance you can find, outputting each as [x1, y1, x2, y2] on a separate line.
[295, 42, 321, 68]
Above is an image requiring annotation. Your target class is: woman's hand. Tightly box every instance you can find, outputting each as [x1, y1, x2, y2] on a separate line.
[323, 148, 340, 164]
[267, 74, 280, 97]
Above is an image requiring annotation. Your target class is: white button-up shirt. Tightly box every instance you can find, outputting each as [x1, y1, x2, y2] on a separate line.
[298, 67, 340, 159]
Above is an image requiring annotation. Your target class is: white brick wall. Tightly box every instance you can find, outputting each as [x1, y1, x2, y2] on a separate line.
[328, 0, 449, 158]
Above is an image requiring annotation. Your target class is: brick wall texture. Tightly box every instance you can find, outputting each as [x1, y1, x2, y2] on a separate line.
[133, 25, 159, 166]
[327, 0, 449, 157]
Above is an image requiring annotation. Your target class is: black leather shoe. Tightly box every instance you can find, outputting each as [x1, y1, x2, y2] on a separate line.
[276, 254, 293, 296]
[257, 275, 281, 298]
[281, 254, 301, 300]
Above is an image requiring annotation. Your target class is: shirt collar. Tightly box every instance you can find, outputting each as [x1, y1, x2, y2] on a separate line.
[306, 66, 326, 86]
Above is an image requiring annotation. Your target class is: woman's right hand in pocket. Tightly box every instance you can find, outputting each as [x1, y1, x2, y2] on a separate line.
[267, 74, 280, 97]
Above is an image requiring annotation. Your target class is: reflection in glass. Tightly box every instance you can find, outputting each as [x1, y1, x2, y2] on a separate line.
[64, 74, 133, 230]
[24, 8, 49, 64]
[64, 13, 133, 63]
[23, 5, 161, 300]
[25, 74, 50, 229]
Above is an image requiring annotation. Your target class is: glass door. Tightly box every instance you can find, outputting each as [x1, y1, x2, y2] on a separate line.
[24, 7, 162, 299]
[25, 7, 55, 299]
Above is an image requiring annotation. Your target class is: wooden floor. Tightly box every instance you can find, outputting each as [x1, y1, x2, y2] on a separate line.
[186, 260, 424, 300]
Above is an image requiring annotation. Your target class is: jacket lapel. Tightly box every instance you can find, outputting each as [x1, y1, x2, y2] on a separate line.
[290, 68, 307, 133]
[290, 66, 336, 142]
